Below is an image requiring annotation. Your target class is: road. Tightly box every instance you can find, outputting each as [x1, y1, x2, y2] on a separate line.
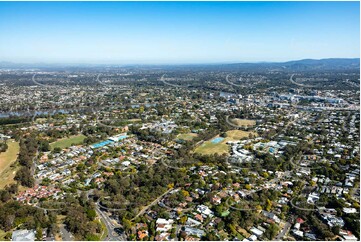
[274, 221, 292, 241]
[59, 224, 74, 241]
[95, 203, 126, 241]
[289, 74, 315, 88]
[85, 189, 126, 241]
[225, 74, 243, 87]
[132, 188, 175, 221]
[269, 108, 298, 139]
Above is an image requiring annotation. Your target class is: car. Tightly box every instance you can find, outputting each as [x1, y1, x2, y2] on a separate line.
[114, 228, 123, 235]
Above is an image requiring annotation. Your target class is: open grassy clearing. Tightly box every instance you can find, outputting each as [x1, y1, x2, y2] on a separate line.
[35, 118, 48, 123]
[194, 139, 229, 155]
[0, 229, 10, 240]
[230, 118, 256, 126]
[0, 140, 20, 189]
[0, 140, 19, 172]
[194, 130, 255, 155]
[177, 133, 198, 141]
[99, 218, 108, 240]
[128, 118, 142, 122]
[50, 134, 86, 150]
[225, 130, 255, 140]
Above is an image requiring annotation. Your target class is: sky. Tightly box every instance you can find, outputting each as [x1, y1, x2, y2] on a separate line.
[0, 1, 359, 64]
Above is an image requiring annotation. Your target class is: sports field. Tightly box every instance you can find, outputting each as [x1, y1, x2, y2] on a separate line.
[194, 130, 255, 155]
[50, 134, 86, 150]
[0, 140, 20, 189]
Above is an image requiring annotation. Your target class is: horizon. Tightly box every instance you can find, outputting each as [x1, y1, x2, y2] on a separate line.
[0, 57, 360, 67]
[0, 1, 360, 64]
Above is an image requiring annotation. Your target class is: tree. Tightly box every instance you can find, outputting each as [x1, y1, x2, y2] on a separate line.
[227, 223, 237, 236]
[39, 140, 50, 152]
[261, 172, 269, 179]
[86, 209, 97, 221]
[179, 216, 187, 225]
[14, 167, 34, 187]
[332, 226, 340, 235]
[264, 223, 279, 240]
[122, 218, 133, 233]
[36, 227, 43, 241]
[170, 228, 176, 239]
[6, 184, 18, 194]
[266, 199, 272, 212]
[217, 220, 225, 230]
[310, 215, 334, 239]
[0, 190, 11, 203]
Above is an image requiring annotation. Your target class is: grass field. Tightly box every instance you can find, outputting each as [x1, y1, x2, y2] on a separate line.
[230, 118, 256, 126]
[36, 118, 48, 123]
[99, 218, 108, 240]
[0, 229, 10, 240]
[128, 118, 142, 122]
[177, 133, 198, 141]
[194, 130, 255, 155]
[0, 140, 19, 172]
[0, 140, 20, 189]
[50, 134, 86, 150]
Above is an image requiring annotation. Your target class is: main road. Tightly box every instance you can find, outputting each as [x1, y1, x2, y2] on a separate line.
[85, 189, 126, 241]
[95, 203, 126, 241]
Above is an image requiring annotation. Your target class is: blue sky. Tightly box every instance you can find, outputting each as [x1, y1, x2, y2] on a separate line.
[0, 1, 359, 64]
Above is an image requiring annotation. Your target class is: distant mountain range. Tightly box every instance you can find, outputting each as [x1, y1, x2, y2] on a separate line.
[217, 58, 360, 71]
[0, 58, 359, 71]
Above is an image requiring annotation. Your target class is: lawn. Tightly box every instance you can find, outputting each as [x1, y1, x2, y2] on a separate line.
[0, 229, 10, 240]
[50, 134, 86, 150]
[99, 218, 108, 240]
[225, 130, 255, 140]
[194, 130, 255, 155]
[177, 133, 198, 141]
[0, 140, 20, 189]
[194, 139, 229, 155]
[230, 118, 256, 127]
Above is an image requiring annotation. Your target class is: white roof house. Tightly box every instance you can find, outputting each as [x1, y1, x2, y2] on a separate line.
[11, 230, 35, 241]
[250, 227, 264, 237]
[156, 218, 174, 232]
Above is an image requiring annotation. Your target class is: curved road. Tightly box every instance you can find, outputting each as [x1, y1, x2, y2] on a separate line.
[95, 203, 126, 241]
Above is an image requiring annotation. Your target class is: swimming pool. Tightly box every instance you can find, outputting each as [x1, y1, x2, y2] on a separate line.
[116, 135, 127, 141]
[211, 137, 225, 144]
[91, 140, 113, 148]
[91, 135, 128, 149]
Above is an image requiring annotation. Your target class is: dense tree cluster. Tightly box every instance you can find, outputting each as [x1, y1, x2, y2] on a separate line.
[101, 163, 191, 219]
[63, 194, 102, 240]
[0, 201, 49, 232]
[0, 142, 8, 152]
[14, 135, 38, 187]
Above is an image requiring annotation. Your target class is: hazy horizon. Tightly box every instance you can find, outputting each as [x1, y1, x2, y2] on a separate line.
[0, 1, 359, 64]
[0, 57, 360, 67]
